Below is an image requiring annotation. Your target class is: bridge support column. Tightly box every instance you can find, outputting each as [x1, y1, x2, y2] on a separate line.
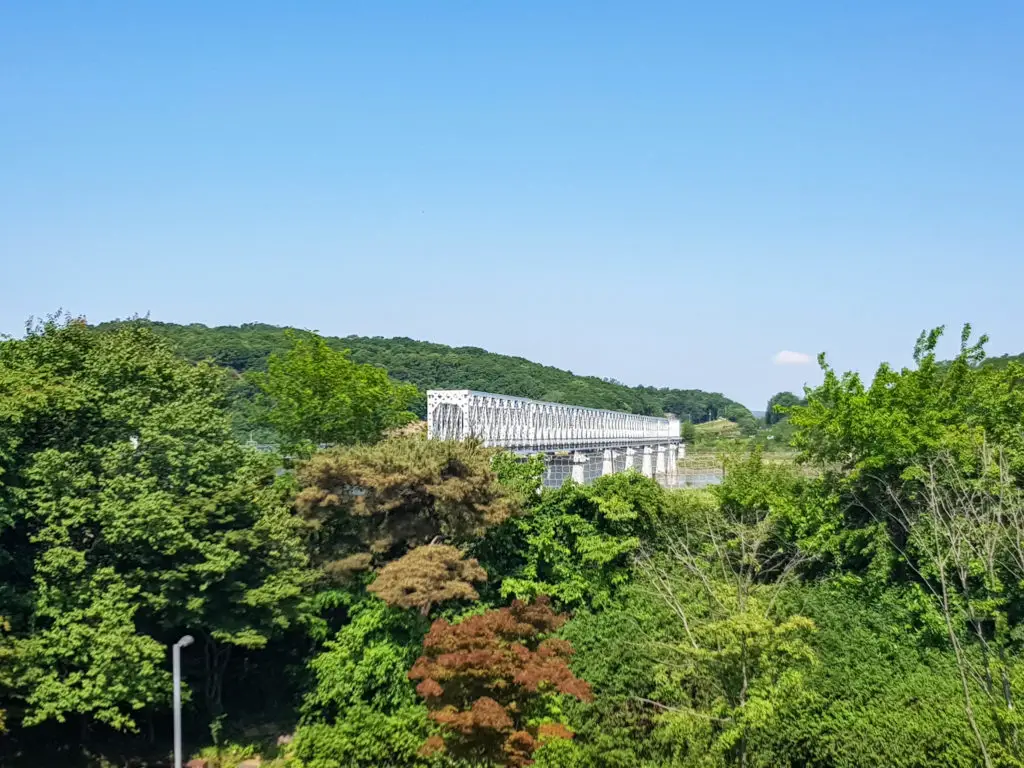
[571, 453, 587, 484]
[656, 445, 667, 479]
[624, 447, 636, 470]
[667, 444, 678, 486]
[602, 449, 614, 476]
[642, 446, 654, 478]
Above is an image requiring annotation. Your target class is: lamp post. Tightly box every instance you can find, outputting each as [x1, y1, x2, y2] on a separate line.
[173, 634, 194, 768]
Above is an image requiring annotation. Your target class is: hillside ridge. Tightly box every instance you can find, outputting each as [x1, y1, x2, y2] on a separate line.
[96, 320, 756, 431]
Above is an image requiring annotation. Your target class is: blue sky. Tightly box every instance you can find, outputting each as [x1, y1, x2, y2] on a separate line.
[2, 2, 1022, 409]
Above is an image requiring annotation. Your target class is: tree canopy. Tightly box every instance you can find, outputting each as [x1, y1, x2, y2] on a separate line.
[251, 331, 418, 452]
[367, 544, 488, 616]
[6, 316, 1024, 768]
[94, 320, 755, 432]
[0, 315, 310, 737]
[295, 436, 521, 572]
[764, 391, 804, 425]
[409, 596, 592, 767]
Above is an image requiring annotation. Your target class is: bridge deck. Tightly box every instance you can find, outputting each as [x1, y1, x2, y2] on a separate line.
[427, 389, 680, 452]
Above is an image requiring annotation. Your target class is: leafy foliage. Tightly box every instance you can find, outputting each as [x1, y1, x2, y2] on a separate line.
[14, 570, 167, 730]
[637, 455, 817, 768]
[251, 331, 418, 452]
[0, 315, 310, 733]
[295, 436, 520, 572]
[293, 597, 431, 767]
[95, 320, 755, 430]
[409, 596, 592, 766]
[764, 391, 804, 426]
[368, 544, 488, 616]
[788, 325, 1017, 571]
[483, 471, 664, 608]
[9, 316, 1024, 768]
[783, 325, 1024, 767]
[551, 588, 681, 768]
[761, 583, 993, 768]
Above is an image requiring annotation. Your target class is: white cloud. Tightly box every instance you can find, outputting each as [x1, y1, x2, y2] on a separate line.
[773, 350, 812, 366]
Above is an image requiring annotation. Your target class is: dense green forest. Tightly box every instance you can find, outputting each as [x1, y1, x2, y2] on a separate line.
[93, 320, 757, 437]
[981, 352, 1024, 370]
[6, 317, 1024, 768]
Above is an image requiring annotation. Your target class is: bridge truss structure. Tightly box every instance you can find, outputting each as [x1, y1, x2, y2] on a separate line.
[426, 389, 685, 488]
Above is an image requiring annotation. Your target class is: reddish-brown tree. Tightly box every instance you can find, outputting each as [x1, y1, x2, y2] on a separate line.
[408, 597, 592, 766]
[295, 437, 520, 575]
[367, 544, 487, 616]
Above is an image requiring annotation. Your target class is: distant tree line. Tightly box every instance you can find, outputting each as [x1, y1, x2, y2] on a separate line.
[93, 321, 756, 439]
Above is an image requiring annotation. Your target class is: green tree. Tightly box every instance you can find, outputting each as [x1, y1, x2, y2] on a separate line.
[251, 331, 418, 452]
[15, 570, 167, 730]
[783, 325, 1024, 766]
[550, 584, 687, 768]
[787, 324, 1023, 572]
[0, 316, 311, 734]
[758, 583, 992, 768]
[483, 471, 664, 609]
[292, 597, 432, 768]
[764, 392, 803, 426]
[879, 449, 1024, 768]
[637, 456, 816, 768]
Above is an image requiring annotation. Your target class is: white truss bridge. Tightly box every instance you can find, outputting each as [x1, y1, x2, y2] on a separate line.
[427, 389, 686, 488]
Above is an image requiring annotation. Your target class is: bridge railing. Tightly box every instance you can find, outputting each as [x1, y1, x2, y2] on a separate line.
[427, 389, 680, 451]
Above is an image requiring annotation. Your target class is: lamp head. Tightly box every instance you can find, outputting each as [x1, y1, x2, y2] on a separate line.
[176, 634, 194, 648]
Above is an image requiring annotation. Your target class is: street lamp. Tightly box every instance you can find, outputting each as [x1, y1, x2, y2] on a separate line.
[173, 635, 194, 768]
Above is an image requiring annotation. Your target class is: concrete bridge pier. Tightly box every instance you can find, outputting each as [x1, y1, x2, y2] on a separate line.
[602, 449, 614, 476]
[642, 446, 654, 478]
[666, 444, 679, 485]
[572, 452, 588, 484]
[624, 447, 636, 470]
[656, 445, 667, 480]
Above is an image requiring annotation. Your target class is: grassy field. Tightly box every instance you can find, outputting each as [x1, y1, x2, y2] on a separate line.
[678, 418, 809, 479]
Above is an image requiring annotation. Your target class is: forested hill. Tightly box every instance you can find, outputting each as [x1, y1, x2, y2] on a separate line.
[983, 352, 1024, 369]
[95, 320, 755, 428]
